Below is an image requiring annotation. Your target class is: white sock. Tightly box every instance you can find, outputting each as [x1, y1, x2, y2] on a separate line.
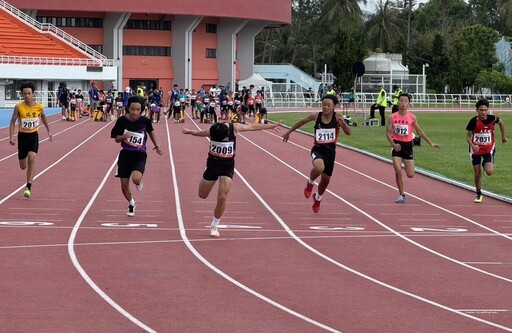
[211, 217, 221, 228]
[315, 193, 322, 201]
[129, 198, 135, 206]
[308, 179, 314, 184]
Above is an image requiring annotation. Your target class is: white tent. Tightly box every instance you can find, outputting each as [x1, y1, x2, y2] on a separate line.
[238, 73, 274, 106]
[238, 73, 272, 91]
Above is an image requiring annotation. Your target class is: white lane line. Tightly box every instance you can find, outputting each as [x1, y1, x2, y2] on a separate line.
[235, 131, 512, 331]
[0, 117, 91, 163]
[167, 119, 342, 332]
[67, 157, 156, 333]
[0, 121, 112, 206]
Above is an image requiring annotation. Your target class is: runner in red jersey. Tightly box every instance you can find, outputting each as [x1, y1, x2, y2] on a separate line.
[465, 98, 508, 203]
[386, 93, 440, 203]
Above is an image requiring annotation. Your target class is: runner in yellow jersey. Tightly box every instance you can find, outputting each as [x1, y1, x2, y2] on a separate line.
[9, 81, 53, 198]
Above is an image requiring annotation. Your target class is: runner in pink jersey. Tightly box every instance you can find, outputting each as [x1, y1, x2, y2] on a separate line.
[386, 93, 440, 203]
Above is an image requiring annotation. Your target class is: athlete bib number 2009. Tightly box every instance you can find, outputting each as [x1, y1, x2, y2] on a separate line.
[209, 141, 234, 158]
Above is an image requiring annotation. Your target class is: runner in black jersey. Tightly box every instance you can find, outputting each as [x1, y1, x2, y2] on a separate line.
[183, 120, 281, 237]
[282, 94, 351, 213]
[111, 95, 163, 217]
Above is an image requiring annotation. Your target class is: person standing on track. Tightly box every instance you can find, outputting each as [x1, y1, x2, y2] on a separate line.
[282, 94, 351, 213]
[9, 81, 53, 198]
[386, 93, 440, 203]
[182, 121, 281, 237]
[111, 95, 163, 217]
[466, 98, 508, 203]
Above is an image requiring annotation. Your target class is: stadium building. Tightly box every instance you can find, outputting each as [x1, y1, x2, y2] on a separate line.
[0, 0, 291, 106]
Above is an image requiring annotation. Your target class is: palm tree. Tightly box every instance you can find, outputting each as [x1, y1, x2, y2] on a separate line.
[365, 0, 405, 52]
[320, 0, 367, 32]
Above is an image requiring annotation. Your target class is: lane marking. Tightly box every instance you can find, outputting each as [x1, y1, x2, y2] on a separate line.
[67, 157, 156, 333]
[167, 118, 342, 332]
[0, 121, 112, 206]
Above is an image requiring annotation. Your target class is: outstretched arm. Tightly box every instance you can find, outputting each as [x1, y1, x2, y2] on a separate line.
[235, 121, 280, 134]
[282, 113, 316, 142]
[182, 128, 210, 137]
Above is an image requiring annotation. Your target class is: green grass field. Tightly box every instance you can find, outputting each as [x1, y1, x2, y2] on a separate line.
[268, 111, 512, 199]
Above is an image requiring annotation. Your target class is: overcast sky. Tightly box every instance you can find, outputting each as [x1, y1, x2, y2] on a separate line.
[360, 0, 429, 14]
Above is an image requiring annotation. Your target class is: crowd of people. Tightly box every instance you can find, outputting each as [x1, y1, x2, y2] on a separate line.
[8, 80, 509, 239]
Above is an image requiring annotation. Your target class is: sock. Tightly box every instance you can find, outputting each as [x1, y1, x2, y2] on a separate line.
[211, 217, 221, 228]
[26, 183, 32, 190]
[129, 198, 135, 206]
[308, 179, 314, 185]
[315, 193, 322, 201]
[476, 189, 482, 196]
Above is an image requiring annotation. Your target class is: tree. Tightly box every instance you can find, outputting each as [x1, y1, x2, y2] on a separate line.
[320, 0, 366, 32]
[329, 28, 369, 90]
[365, 0, 405, 52]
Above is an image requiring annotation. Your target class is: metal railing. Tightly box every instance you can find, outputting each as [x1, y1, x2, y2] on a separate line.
[0, 55, 115, 67]
[0, 0, 107, 61]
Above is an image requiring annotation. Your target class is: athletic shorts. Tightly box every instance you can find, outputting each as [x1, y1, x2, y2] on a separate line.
[18, 131, 39, 160]
[203, 158, 235, 181]
[116, 149, 147, 178]
[311, 145, 336, 177]
[471, 150, 495, 166]
[391, 140, 414, 160]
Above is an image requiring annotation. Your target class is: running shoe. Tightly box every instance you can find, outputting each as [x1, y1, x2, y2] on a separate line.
[312, 193, 321, 213]
[304, 182, 313, 198]
[210, 226, 220, 238]
[474, 194, 483, 203]
[23, 187, 31, 198]
[136, 180, 143, 191]
[127, 204, 136, 216]
[395, 195, 406, 203]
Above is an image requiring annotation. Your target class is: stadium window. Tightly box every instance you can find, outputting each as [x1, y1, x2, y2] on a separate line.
[206, 23, 217, 33]
[205, 48, 217, 59]
[125, 20, 171, 30]
[123, 46, 171, 57]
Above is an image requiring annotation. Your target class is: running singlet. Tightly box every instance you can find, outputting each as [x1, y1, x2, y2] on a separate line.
[110, 115, 154, 153]
[313, 112, 339, 150]
[208, 123, 236, 160]
[466, 115, 499, 155]
[17, 102, 44, 133]
[391, 111, 415, 142]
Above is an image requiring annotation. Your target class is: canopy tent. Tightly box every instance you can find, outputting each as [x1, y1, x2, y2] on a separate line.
[238, 73, 272, 91]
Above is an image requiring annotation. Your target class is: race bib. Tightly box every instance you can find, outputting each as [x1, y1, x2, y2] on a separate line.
[209, 141, 235, 158]
[209, 102, 216, 107]
[174, 101, 181, 107]
[315, 128, 336, 143]
[179, 98, 186, 103]
[473, 132, 492, 145]
[21, 117, 39, 131]
[116, 102, 123, 107]
[123, 129, 144, 148]
[393, 124, 409, 137]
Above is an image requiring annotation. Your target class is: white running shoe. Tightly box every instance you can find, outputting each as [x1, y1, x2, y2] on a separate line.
[136, 180, 143, 191]
[210, 227, 220, 238]
[395, 195, 406, 203]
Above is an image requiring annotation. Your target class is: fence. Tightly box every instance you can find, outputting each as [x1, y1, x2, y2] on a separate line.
[1, 90, 511, 110]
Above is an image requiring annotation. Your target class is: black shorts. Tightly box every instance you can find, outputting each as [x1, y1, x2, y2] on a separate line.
[311, 145, 336, 177]
[18, 131, 39, 160]
[471, 150, 495, 166]
[391, 140, 414, 160]
[203, 158, 235, 181]
[116, 149, 147, 178]
[60, 100, 69, 108]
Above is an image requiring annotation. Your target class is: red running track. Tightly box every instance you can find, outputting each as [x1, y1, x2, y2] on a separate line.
[0, 112, 511, 332]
